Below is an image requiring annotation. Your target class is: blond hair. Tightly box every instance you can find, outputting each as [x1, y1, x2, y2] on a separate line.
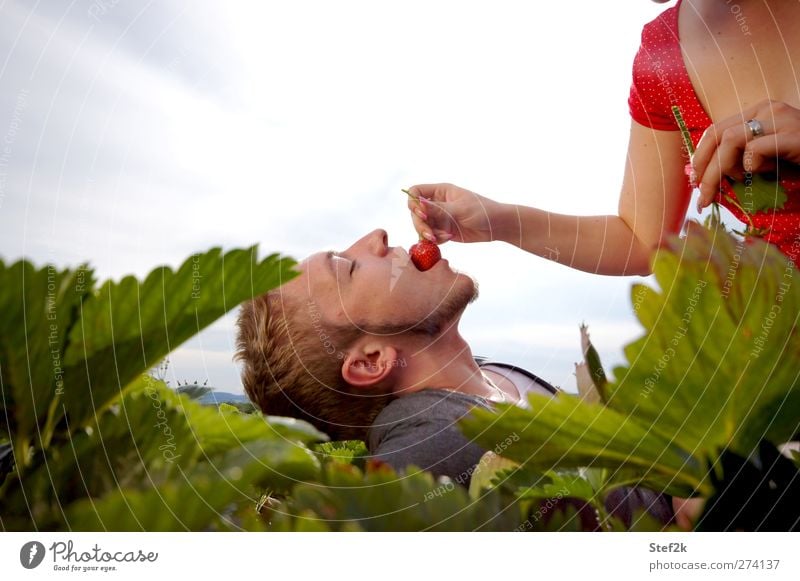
[236, 291, 392, 441]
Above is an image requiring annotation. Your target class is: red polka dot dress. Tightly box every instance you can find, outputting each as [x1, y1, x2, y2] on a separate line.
[628, 0, 800, 264]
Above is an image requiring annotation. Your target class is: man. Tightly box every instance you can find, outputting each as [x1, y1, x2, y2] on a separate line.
[235, 228, 557, 484]
[236, 228, 677, 527]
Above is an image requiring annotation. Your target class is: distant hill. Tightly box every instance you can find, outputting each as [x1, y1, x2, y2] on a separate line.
[197, 391, 250, 405]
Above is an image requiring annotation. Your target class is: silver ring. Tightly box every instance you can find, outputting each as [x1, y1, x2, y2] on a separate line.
[746, 118, 764, 138]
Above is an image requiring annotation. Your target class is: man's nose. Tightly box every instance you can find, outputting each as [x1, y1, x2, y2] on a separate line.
[351, 229, 388, 256]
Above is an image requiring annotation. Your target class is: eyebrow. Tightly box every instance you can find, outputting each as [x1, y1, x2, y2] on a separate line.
[325, 251, 355, 283]
[324, 251, 335, 279]
[324, 251, 346, 280]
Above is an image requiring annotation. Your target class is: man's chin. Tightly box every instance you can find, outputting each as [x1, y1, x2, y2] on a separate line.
[451, 268, 479, 305]
[415, 272, 478, 335]
[467, 275, 479, 304]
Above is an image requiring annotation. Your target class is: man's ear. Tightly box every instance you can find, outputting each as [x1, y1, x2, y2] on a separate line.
[341, 340, 399, 388]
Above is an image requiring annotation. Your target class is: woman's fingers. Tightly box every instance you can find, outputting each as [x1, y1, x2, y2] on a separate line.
[406, 187, 433, 240]
[747, 131, 800, 171]
[693, 107, 751, 177]
[696, 124, 751, 208]
[407, 189, 454, 242]
[693, 101, 776, 182]
[405, 183, 489, 243]
[407, 183, 452, 202]
[419, 197, 453, 235]
[745, 135, 779, 174]
[432, 228, 453, 243]
[695, 120, 800, 211]
[696, 170, 721, 211]
[410, 211, 436, 242]
[692, 101, 800, 210]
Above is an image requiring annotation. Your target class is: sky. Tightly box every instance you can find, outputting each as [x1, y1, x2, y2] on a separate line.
[0, 0, 697, 394]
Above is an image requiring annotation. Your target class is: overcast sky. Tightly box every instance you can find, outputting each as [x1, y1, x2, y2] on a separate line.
[1, 0, 697, 393]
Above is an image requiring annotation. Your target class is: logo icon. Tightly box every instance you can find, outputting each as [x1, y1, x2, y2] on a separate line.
[389, 247, 411, 292]
[19, 541, 46, 569]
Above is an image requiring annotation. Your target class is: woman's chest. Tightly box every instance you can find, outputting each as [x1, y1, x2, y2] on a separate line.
[680, 19, 800, 122]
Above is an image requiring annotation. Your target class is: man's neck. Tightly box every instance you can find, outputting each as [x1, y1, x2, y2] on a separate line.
[392, 321, 500, 401]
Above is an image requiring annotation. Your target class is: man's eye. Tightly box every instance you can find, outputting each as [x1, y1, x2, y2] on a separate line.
[349, 260, 356, 276]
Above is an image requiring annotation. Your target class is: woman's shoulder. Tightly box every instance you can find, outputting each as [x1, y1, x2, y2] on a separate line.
[629, 2, 691, 130]
[633, 2, 682, 74]
[640, 2, 679, 40]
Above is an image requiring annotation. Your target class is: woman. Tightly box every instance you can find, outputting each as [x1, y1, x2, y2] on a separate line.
[407, 0, 800, 274]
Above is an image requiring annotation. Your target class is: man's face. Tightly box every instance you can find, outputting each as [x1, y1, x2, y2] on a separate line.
[283, 229, 477, 334]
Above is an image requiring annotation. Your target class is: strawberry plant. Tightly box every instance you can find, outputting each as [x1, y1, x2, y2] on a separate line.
[3, 220, 797, 531]
[0, 248, 327, 531]
[460, 223, 800, 530]
[0, 248, 526, 531]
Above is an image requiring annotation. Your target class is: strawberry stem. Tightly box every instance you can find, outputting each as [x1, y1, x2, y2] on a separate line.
[672, 105, 729, 230]
[671, 105, 695, 156]
[404, 189, 430, 242]
[724, 193, 755, 231]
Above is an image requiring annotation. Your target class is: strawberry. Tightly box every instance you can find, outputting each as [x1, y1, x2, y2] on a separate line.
[409, 239, 441, 271]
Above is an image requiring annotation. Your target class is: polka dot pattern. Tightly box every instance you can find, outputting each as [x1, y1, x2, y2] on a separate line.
[628, 0, 800, 263]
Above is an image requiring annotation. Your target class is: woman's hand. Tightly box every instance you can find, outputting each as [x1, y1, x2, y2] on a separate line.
[405, 183, 505, 244]
[692, 100, 800, 210]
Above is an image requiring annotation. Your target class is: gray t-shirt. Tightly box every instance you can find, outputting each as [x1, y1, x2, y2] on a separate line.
[366, 388, 492, 486]
[365, 387, 675, 528]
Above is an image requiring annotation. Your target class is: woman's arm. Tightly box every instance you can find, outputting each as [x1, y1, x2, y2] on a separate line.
[408, 122, 692, 276]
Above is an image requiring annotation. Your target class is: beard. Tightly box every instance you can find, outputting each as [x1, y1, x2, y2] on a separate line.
[416, 273, 478, 335]
[357, 272, 479, 338]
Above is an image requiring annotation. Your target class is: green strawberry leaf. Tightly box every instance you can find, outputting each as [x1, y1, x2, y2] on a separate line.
[276, 461, 523, 531]
[60, 247, 297, 428]
[609, 223, 800, 456]
[730, 174, 788, 214]
[0, 259, 94, 461]
[460, 394, 708, 497]
[460, 221, 800, 501]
